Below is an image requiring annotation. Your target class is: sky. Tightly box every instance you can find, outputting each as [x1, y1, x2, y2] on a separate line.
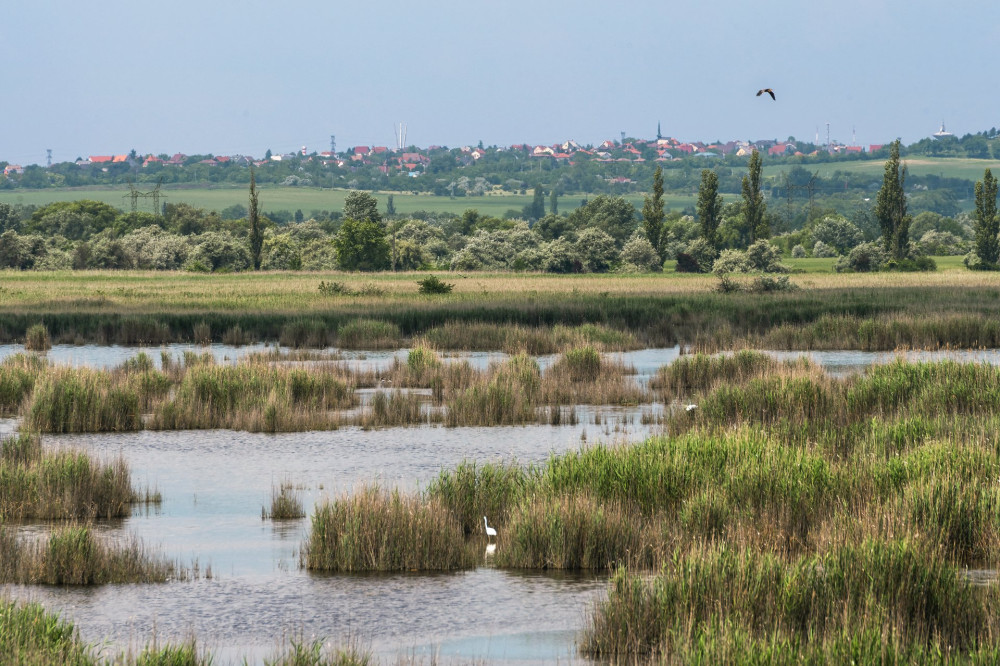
[2, 0, 997, 165]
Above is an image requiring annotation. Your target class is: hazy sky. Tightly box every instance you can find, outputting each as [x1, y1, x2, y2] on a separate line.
[3, 1, 997, 165]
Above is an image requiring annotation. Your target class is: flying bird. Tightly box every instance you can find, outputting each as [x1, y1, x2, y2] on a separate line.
[756, 88, 775, 100]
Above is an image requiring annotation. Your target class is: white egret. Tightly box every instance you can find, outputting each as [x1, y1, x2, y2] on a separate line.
[483, 516, 497, 541]
[685, 404, 697, 412]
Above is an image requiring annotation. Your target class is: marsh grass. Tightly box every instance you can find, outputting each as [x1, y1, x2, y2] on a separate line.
[0, 433, 137, 521]
[26, 367, 141, 433]
[336, 319, 401, 350]
[0, 353, 45, 414]
[1, 598, 214, 665]
[304, 487, 474, 572]
[0, 598, 95, 665]
[265, 480, 306, 520]
[0, 525, 179, 585]
[24, 323, 51, 351]
[149, 361, 354, 432]
[423, 321, 637, 354]
[264, 635, 372, 666]
[582, 541, 998, 661]
[427, 460, 534, 537]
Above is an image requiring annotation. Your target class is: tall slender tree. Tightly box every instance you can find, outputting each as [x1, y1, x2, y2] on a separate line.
[696, 169, 722, 249]
[874, 139, 911, 260]
[550, 187, 559, 215]
[642, 165, 665, 250]
[248, 167, 263, 270]
[974, 168, 999, 266]
[741, 149, 768, 247]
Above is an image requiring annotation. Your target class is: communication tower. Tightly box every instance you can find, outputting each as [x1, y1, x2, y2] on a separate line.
[330, 135, 336, 154]
[46, 149, 52, 167]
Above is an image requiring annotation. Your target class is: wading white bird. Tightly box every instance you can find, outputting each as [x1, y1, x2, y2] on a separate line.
[483, 516, 497, 541]
[685, 404, 698, 412]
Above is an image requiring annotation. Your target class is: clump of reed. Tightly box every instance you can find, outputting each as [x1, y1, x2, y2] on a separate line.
[304, 486, 473, 572]
[0, 353, 44, 414]
[353, 390, 429, 428]
[279, 318, 332, 348]
[336, 318, 401, 350]
[25, 366, 141, 433]
[0, 599, 94, 665]
[264, 480, 305, 520]
[24, 323, 51, 351]
[581, 540, 998, 661]
[149, 360, 354, 432]
[445, 353, 541, 426]
[427, 460, 535, 537]
[0, 433, 137, 521]
[0, 525, 179, 585]
[423, 321, 637, 354]
[496, 493, 648, 569]
[650, 350, 787, 399]
[265, 635, 372, 666]
[540, 346, 646, 406]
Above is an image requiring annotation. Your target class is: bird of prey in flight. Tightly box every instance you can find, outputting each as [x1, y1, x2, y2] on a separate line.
[756, 88, 775, 100]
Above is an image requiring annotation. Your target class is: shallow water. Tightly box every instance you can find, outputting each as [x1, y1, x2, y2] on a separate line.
[6, 418, 659, 664]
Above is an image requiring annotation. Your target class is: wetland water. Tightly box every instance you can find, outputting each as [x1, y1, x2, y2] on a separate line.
[8, 421, 654, 664]
[6, 343, 1000, 663]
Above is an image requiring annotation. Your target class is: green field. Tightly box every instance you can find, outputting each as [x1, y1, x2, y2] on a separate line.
[0, 186, 697, 218]
[763, 156, 1000, 182]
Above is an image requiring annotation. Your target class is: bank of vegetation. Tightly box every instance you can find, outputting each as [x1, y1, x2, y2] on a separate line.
[299, 353, 1000, 661]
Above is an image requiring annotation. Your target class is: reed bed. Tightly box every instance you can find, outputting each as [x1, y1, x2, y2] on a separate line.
[0, 525, 179, 585]
[582, 541, 1000, 662]
[304, 486, 474, 572]
[0, 353, 45, 414]
[423, 321, 638, 353]
[0, 433, 138, 521]
[25, 366, 142, 433]
[1, 598, 214, 665]
[148, 360, 354, 432]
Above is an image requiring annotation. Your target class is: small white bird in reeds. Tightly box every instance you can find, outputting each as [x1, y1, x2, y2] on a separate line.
[483, 516, 497, 541]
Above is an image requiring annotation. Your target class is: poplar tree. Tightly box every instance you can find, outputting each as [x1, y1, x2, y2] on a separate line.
[974, 168, 999, 266]
[874, 139, 911, 260]
[248, 167, 263, 270]
[696, 169, 722, 249]
[642, 165, 665, 250]
[740, 149, 768, 247]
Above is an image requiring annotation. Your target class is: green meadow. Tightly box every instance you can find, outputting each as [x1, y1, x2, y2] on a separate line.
[0, 186, 696, 217]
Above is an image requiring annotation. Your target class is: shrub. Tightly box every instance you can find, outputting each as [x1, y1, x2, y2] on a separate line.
[417, 274, 454, 294]
[835, 242, 887, 273]
[791, 244, 806, 258]
[712, 249, 751, 274]
[745, 240, 788, 272]
[811, 240, 837, 258]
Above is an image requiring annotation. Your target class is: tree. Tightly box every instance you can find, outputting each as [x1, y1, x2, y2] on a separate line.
[386, 194, 396, 217]
[248, 167, 263, 270]
[343, 191, 381, 225]
[523, 185, 546, 221]
[740, 150, 768, 247]
[641, 165, 665, 250]
[696, 169, 722, 249]
[334, 218, 390, 271]
[568, 195, 637, 247]
[549, 188, 559, 216]
[874, 139, 911, 260]
[974, 168, 999, 265]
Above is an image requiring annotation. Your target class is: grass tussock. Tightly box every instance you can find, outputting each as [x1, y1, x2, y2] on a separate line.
[264, 480, 305, 520]
[0, 525, 179, 585]
[0, 433, 138, 521]
[304, 486, 474, 572]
